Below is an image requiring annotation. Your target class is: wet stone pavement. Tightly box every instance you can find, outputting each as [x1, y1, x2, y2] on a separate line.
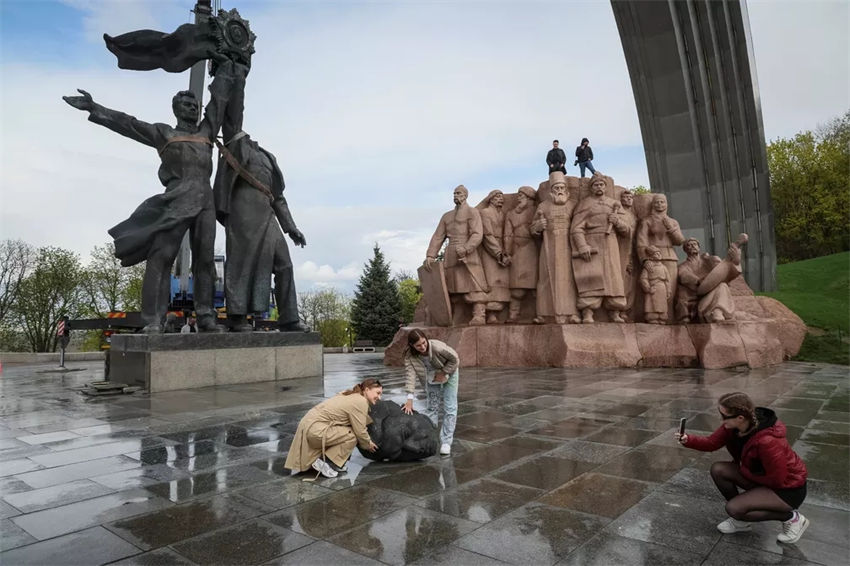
[0, 355, 847, 565]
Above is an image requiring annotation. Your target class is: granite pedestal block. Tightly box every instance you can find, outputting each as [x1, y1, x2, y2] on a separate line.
[108, 332, 322, 392]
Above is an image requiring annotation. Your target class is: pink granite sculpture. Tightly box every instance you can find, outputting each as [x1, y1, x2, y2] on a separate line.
[570, 173, 629, 323]
[424, 185, 489, 326]
[636, 193, 685, 322]
[477, 190, 511, 323]
[503, 186, 539, 323]
[640, 245, 671, 324]
[617, 189, 638, 320]
[530, 172, 580, 324]
[676, 236, 745, 323]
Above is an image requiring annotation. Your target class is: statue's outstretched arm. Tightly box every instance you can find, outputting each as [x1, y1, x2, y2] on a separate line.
[63, 89, 163, 148]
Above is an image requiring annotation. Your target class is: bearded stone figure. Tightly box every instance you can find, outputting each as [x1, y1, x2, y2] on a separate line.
[530, 172, 580, 324]
[503, 186, 539, 323]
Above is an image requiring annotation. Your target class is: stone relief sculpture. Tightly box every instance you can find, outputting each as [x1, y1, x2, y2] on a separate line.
[477, 190, 511, 323]
[425, 185, 489, 326]
[676, 235, 746, 323]
[640, 245, 671, 324]
[503, 186, 539, 323]
[570, 173, 629, 323]
[530, 172, 580, 324]
[394, 166, 801, 369]
[617, 189, 638, 320]
[636, 193, 685, 322]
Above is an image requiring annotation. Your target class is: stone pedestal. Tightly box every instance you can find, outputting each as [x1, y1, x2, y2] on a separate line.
[385, 296, 805, 370]
[109, 332, 322, 393]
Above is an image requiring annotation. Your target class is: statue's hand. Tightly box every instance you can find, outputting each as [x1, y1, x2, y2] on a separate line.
[289, 228, 307, 248]
[580, 248, 592, 262]
[63, 89, 94, 112]
[423, 257, 436, 272]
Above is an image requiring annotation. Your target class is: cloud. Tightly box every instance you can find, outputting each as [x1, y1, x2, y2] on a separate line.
[2, 0, 847, 296]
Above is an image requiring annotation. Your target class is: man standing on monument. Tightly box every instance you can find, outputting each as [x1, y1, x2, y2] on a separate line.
[570, 172, 629, 323]
[546, 140, 567, 175]
[213, 59, 309, 332]
[63, 59, 243, 333]
[530, 172, 580, 324]
[503, 186, 539, 323]
[575, 137, 596, 178]
[424, 185, 489, 326]
[478, 190, 511, 323]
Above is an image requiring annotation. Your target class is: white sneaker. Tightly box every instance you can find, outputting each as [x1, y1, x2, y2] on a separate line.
[440, 443, 451, 455]
[717, 517, 752, 534]
[311, 458, 338, 478]
[777, 513, 809, 544]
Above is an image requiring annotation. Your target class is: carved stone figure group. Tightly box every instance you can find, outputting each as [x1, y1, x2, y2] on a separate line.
[425, 171, 745, 326]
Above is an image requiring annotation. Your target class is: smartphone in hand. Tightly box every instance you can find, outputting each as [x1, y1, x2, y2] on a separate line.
[678, 417, 687, 437]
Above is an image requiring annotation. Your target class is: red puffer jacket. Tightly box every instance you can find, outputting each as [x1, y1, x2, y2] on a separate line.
[684, 407, 807, 490]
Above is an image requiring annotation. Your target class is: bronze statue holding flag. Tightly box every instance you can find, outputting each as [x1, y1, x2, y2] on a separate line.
[62, 9, 255, 333]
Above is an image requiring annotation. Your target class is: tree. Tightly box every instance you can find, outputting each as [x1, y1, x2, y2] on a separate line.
[297, 287, 351, 347]
[80, 243, 144, 317]
[12, 246, 84, 352]
[631, 185, 651, 195]
[768, 110, 850, 263]
[398, 278, 422, 324]
[350, 244, 402, 346]
[0, 239, 35, 326]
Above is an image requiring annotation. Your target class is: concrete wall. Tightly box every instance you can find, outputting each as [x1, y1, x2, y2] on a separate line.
[612, 0, 776, 291]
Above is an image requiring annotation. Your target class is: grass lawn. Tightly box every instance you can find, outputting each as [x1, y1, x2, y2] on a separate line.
[759, 251, 849, 365]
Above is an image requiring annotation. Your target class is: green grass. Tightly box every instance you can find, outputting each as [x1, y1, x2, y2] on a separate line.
[759, 251, 849, 365]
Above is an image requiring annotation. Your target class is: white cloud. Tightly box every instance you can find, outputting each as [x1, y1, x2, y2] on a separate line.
[2, 0, 847, 295]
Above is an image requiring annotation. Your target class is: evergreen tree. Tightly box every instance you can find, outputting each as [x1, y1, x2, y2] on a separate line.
[350, 244, 402, 346]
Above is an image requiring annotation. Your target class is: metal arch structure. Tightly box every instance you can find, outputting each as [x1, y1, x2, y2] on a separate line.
[611, 0, 776, 291]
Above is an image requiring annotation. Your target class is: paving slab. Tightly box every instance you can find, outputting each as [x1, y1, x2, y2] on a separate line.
[0, 356, 846, 564]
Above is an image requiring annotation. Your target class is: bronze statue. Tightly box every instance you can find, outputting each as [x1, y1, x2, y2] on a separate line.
[63, 59, 244, 333]
[213, 61, 308, 332]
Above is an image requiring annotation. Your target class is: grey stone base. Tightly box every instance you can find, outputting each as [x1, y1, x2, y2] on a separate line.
[108, 332, 323, 393]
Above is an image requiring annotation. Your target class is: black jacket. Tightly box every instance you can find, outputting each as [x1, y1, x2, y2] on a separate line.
[547, 148, 566, 172]
[576, 144, 593, 162]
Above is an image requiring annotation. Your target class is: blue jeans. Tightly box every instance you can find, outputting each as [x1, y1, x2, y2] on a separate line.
[424, 369, 458, 445]
[579, 160, 596, 177]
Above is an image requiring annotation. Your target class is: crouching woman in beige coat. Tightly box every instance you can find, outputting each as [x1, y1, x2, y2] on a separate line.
[284, 378, 382, 478]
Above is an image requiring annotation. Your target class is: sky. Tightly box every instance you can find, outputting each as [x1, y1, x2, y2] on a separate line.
[1, 0, 848, 293]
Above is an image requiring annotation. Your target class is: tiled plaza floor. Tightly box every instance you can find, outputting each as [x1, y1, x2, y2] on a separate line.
[0, 354, 847, 565]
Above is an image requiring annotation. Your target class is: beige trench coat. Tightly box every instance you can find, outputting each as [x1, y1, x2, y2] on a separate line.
[284, 393, 374, 470]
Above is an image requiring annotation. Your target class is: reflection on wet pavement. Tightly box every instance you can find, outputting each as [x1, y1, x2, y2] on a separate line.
[0, 355, 846, 564]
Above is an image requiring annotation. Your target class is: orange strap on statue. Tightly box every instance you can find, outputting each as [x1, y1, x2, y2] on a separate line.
[157, 135, 213, 156]
[214, 139, 275, 203]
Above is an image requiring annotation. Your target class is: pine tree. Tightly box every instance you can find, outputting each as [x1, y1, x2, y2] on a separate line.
[350, 244, 402, 346]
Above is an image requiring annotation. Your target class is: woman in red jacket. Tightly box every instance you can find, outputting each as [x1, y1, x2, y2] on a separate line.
[677, 392, 809, 544]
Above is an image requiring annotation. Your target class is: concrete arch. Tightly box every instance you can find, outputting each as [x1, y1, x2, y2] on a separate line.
[612, 0, 775, 290]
